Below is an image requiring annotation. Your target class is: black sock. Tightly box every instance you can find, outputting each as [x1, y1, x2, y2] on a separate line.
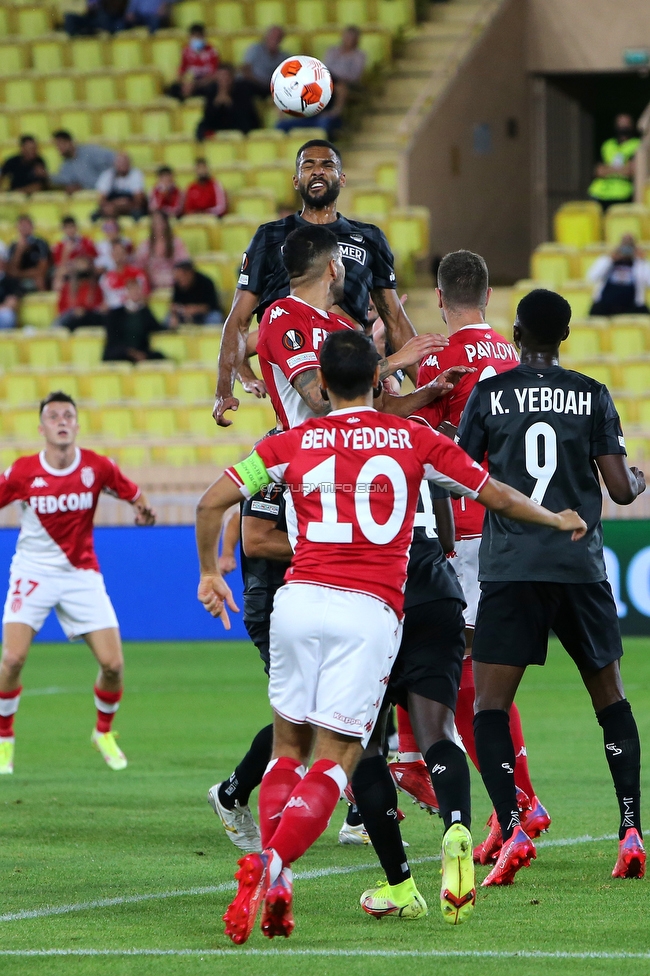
[596, 699, 642, 840]
[345, 802, 364, 827]
[425, 739, 471, 832]
[351, 754, 411, 886]
[474, 709, 519, 842]
[218, 723, 274, 809]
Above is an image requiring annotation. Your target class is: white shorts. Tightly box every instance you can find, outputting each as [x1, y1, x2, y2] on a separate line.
[2, 565, 119, 640]
[268, 583, 402, 748]
[449, 537, 481, 628]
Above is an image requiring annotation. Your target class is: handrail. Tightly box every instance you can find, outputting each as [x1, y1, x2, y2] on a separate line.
[634, 98, 650, 202]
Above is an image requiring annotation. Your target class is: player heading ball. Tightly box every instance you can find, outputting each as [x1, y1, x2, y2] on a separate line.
[195, 329, 588, 945]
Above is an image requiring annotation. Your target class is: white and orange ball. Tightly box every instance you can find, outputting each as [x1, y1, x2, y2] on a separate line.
[271, 56, 333, 117]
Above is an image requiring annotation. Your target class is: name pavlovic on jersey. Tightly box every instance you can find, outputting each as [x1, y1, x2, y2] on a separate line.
[257, 295, 357, 430]
[415, 324, 519, 540]
[0, 448, 140, 573]
[226, 407, 489, 618]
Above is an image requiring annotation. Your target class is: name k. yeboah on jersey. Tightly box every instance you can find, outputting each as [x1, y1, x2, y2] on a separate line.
[457, 363, 626, 583]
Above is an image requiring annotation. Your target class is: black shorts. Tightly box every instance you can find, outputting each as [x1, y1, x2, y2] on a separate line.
[244, 618, 270, 675]
[472, 580, 623, 672]
[388, 598, 465, 712]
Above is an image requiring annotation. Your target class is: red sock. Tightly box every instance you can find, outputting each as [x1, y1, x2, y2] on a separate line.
[258, 757, 305, 848]
[510, 702, 536, 800]
[266, 759, 345, 867]
[0, 686, 21, 738]
[397, 705, 420, 758]
[94, 685, 122, 734]
[455, 658, 480, 771]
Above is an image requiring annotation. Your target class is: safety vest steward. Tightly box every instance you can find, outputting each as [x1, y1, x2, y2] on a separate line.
[588, 137, 640, 202]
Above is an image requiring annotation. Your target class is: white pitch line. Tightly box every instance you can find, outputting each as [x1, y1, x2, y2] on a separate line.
[0, 949, 648, 960]
[0, 832, 619, 925]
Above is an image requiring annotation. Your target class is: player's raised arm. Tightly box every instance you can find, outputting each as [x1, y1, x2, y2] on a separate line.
[380, 366, 475, 417]
[370, 287, 421, 384]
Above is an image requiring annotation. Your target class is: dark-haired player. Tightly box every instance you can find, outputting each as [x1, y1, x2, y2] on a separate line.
[457, 288, 646, 885]
[0, 392, 155, 774]
[214, 138, 448, 426]
[196, 329, 586, 943]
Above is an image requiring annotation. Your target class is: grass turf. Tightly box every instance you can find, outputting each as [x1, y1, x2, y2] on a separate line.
[0, 637, 649, 976]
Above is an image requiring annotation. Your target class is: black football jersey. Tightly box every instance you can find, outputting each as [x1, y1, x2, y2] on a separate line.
[237, 212, 397, 327]
[404, 482, 466, 610]
[457, 363, 626, 583]
[240, 484, 290, 623]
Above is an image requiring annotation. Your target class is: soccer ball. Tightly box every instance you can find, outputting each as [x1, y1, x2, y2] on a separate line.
[271, 56, 333, 117]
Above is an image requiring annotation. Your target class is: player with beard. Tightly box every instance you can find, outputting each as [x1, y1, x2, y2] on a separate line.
[213, 139, 447, 426]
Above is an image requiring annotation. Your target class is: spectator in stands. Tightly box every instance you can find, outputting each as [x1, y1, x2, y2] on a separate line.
[169, 260, 222, 327]
[588, 114, 640, 209]
[0, 136, 48, 194]
[61, 0, 98, 35]
[94, 0, 128, 33]
[6, 216, 50, 294]
[588, 234, 650, 316]
[167, 23, 219, 101]
[100, 241, 148, 310]
[95, 219, 133, 272]
[241, 26, 287, 95]
[55, 256, 105, 330]
[124, 0, 173, 32]
[51, 131, 115, 193]
[52, 216, 98, 291]
[148, 166, 184, 217]
[103, 278, 166, 362]
[325, 26, 366, 86]
[0, 242, 19, 330]
[196, 65, 260, 140]
[183, 159, 227, 217]
[134, 211, 190, 290]
[96, 152, 147, 221]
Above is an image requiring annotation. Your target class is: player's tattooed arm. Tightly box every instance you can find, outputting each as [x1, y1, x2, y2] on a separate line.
[379, 366, 475, 417]
[376, 333, 449, 381]
[292, 369, 331, 416]
[371, 288, 448, 384]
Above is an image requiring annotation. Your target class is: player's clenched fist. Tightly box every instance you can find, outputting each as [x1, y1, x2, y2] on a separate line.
[133, 495, 156, 526]
[198, 572, 240, 629]
[555, 509, 588, 541]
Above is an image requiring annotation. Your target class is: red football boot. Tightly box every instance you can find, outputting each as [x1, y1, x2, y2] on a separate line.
[223, 851, 271, 944]
[612, 829, 646, 879]
[389, 760, 440, 814]
[481, 826, 536, 887]
[473, 788, 531, 864]
[261, 869, 294, 938]
[520, 796, 551, 839]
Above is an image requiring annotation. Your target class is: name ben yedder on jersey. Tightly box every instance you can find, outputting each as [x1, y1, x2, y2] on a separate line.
[300, 425, 413, 451]
[490, 387, 593, 416]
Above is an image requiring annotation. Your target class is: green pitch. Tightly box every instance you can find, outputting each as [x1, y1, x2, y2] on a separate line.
[1, 638, 650, 976]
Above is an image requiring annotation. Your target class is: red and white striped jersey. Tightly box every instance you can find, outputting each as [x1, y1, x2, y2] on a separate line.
[226, 407, 489, 617]
[257, 296, 357, 430]
[0, 448, 140, 573]
[414, 324, 518, 540]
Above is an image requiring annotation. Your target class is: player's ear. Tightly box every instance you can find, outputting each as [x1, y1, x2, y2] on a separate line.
[562, 325, 570, 341]
[485, 286, 492, 307]
[512, 319, 521, 349]
[292, 174, 299, 189]
[435, 287, 443, 309]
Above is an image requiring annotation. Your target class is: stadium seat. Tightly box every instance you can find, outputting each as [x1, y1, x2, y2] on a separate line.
[252, 0, 287, 28]
[333, 0, 370, 26]
[139, 406, 177, 437]
[219, 216, 260, 258]
[230, 34, 263, 67]
[309, 32, 341, 63]
[174, 367, 214, 403]
[554, 201, 602, 248]
[613, 396, 636, 427]
[387, 206, 429, 260]
[530, 244, 577, 289]
[69, 329, 105, 367]
[196, 443, 250, 467]
[607, 321, 649, 359]
[251, 164, 297, 207]
[20, 293, 59, 329]
[176, 102, 203, 138]
[23, 333, 66, 369]
[16, 110, 51, 142]
[150, 37, 184, 83]
[172, 1, 206, 30]
[575, 244, 609, 280]
[180, 214, 221, 250]
[32, 40, 65, 73]
[4, 372, 40, 407]
[128, 366, 172, 403]
[637, 397, 650, 427]
[16, 7, 53, 37]
[231, 188, 276, 219]
[146, 331, 184, 363]
[80, 368, 128, 404]
[45, 76, 78, 108]
[558, 282, 593, 319]
[100, 109, 133, 141]
[618, 362, 650, 395]
[377, 0, 416, 29]
[184, 404, 218, 437]
[4, 78, 38, 109]
[562, 321, 605, 360]
[111, 35, 145, 71]
[0, 8, 12, 40]
[63, 192, 98, 225]
[623, 435, 650, 462]
[0, 115, 11, 142]
[202, 132, 244, 167]
[0, 447, 18, 469]
[230, 404, 276, 436]
[175, 223, 212, 256]
[195, 252, 238, 300]
[243, 130, 285, 165]
[161, 141, 196, 169]
[213, 2, 247, 30]
[375, 160, 398, 191]
[350, 186, 396, 217]
[148, 289, 172, 323]
[569, 362, 615, 387]
[191, 327, 221, 366]
[294, 0, 328, 28]
[10, 408, 41, 440]
[151, 444, 198, 466]
[125, 140, 159, 168]
[604, 204, 650, 246]
[59, 109, 94, 141]
[213, 164, 248, 194]
[360, 30, 392, 69]
[36, 371, 81, 401]
[114, 444, 150, 467]
[71, 38, 106, 73]
[141, 109, 173, 140]
[0, 44, 26, 76]
[0, 334, 20, 370]
[84, 74, 118, 107]
[124, 71, 160, 105]
[96, 406, 135, 439]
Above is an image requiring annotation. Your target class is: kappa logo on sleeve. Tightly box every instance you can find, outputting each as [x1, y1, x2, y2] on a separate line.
[269, 305, 290, 323]
[282, 329, 305, 350]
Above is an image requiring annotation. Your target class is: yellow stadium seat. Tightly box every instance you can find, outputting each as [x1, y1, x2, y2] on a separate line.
[4, 372, 40, 407]
[175, 223, 212, 256]
[197, 443, 251, 466]
[377, 0, 416, 30]
[176, 102, 203, 138]
[214, 2, 246, 30]
[25, 191, 67, 226]
[294, 0, 328, 28]
[63, 192, 98, 225]
[530, 244, 577, 289]
[59, 109, 94, 141]
[0, 447, 19, 468]
[96, 407, 135, 438]
[568, 362, 615, 387]
[193, 327, 221, 366]
[124, 71, 160, 105]
[387, 206, 429, 260]
[11, 408, 42, 439]
[161, 141, 196, 169]
[0, 116, 12, 142]
[174, 367, 214, 403]
[575, 244, 609, 280]
[23, 333, 66, 368]
[124, 140, 159, 168]
[110, 35, 144, 71]
[252, 0, 286, 28]
[243, 130, 285, 165]
[0, 44, 25, 76]
[616, 362, 650, 395]
[150, 37, 184, 83]
[604, 204, 650, 246]
[141, 110, 172, 140]
[114, 444, 150, 466]
[20, 293, 59, 329]
[0, 334, 20, 370]
[71, 38, 106, 73]
[17, 7, 52, 37]
[333, 0, 370, 25]
[202, 133, 243, 167]
[374, 161, 398, 193]
[100, 109, 134, 141]
[558, 282, 593, 320]
[84, 74, 118, 107]
[231, 188, 276, 219]
[16, 111, 51, 142]
[139, 406, 177, 437]
[179, 213, 221, 250]
[128, 368, 170, 403]
[637, 397, 650, 427]
[195, 252, 237, 300]
[80, 368, 128, 404]
[219, 216, 259, 258]
[36, 371, 81, 401]
[230, 404, 276, 437]
[0, 8, 12, 39]
[43, 76, 77, 108]
[172, 1, 206, 30]
[623, 435, 650, 462]
[149, 331, 187, 361]
[4, 78, 38, 109]
[69, 329, 105, 367]
[184, 404, 217, 436]
[351, 185, 395, 217]
[613, 397, 636, 427]
[251, 164, 296, 207]
[151, 443, 198, 466]
[309, 31, 340, 62]
[360, 30, 392, 68]
[562, 321, 605, 360]
[32, 40, 65, 73]
[148, 289, 171, 323]
[554, 201, 602, 248]
[607, 321, 649, 358]
[214, 165, 247, 195]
